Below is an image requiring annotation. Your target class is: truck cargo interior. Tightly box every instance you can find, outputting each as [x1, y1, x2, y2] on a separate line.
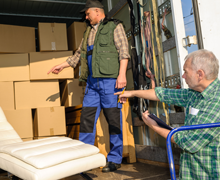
[0, 0, 220, 180]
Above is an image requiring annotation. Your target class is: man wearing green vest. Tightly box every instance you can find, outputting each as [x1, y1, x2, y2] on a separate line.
[48, 0, 130, 173]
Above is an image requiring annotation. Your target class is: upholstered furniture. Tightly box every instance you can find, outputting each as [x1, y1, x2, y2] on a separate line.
[0, 107, 106, 180]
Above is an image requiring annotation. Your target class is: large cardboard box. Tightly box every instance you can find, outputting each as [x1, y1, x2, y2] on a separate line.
[22, 138, 33, 142]
[60, 79, 86, 107]
[38, 23, 68, 51]
[4, 109, 33, 138]
[33, 135, 66, 140]
[67, 22, 86, 51]
[29, 51, 73, 80]
[0, 81, 14, 110]
[15, 80, 60, 109]
[0, 24, 35, 53]
[0, 53, 29, 82]
[34, 106, 66, 137]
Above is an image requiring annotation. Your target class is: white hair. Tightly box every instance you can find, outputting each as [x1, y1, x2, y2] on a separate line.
[185, 49, 219, 80]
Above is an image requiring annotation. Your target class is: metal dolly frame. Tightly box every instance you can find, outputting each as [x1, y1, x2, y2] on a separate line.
[166, 122, 220, 180]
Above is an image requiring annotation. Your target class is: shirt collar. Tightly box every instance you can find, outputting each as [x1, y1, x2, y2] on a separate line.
[91, 18, 105, 29]
[201, 78, 219, 99]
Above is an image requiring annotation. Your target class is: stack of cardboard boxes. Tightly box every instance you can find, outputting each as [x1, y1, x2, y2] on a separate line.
[0, 22, 87, 141]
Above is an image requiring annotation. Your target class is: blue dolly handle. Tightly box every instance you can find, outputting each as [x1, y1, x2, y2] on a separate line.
[166, 122, 220, 180]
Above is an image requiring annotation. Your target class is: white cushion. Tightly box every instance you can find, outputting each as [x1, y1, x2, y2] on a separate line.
[0, 137, 101, 169]
[0, 152, 106, 180]
[0, 106, 106, 180]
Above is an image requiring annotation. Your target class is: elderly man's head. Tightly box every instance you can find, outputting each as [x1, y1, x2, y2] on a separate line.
[182, 49, 219, 91]
[186, 49, 219, 80]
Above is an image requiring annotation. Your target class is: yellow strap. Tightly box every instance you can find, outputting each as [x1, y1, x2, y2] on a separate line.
[149, 5, 160, 117]
[152, 0, 169, 125]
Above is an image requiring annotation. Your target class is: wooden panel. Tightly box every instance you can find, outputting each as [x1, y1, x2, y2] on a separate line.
[66, 125, 80, 140]
[65, 105, 82, 125]
[123, 101, 136, 163]
[96, 110, 110, 157]
[66, 111, 81, 125]
[96, 101, 136, 163]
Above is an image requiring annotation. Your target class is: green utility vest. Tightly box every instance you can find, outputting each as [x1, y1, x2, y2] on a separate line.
[79, 19, 121, 82]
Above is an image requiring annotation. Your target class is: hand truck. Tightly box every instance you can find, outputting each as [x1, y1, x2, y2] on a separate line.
[166, 122, 220, 180]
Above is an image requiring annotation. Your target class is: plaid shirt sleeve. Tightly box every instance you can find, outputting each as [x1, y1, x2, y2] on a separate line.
[155, 85, 220, 153]
[154, 87, 189, 108]
[66, 39, 83, 68]
[114, 23, 130, 61]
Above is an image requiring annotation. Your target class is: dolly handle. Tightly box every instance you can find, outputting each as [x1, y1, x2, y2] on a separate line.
[166, 122, 220, 180]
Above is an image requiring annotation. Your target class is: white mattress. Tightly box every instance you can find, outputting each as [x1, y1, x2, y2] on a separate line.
[0, 137, 101, 169]
[0, 152, 106, 180]
[0, 107, 106, 180]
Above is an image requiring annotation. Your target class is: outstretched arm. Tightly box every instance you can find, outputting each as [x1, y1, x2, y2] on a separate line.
[114, 89, 160, 103]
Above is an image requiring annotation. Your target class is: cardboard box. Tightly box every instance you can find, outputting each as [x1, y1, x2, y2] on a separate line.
[0, 82, 14, 110]
[22, 138, 33, 142]
[38, 23, 68, 51]
[67, 22, 86, 51]
[0, 53, 29, 82]
[4, 109, 33, 138]
[15, 80, 60, 109]
[29, 51, 73, 80]
[60, 79, 86, 107]
[34, 106, 66, 137]
[0, 24, 35, 53]
[33, 135, 66, 140]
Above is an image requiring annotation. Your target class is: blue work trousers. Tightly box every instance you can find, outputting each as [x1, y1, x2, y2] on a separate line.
[79, 45, 123, 164]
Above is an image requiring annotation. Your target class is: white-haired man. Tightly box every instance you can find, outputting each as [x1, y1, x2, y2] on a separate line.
[116, 49, 220, 179]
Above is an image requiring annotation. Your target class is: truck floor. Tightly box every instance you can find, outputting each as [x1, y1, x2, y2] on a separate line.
[0, 162, 179, 180]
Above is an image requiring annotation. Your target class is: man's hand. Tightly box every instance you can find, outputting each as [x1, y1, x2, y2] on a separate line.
[142, 110, 159, 129]
[115, 73, 127, 89]
[114, 90, 134, 103]
[47, 61, 70, 74]
[142, 110, 175, 143]
[47, 64, 64, 74]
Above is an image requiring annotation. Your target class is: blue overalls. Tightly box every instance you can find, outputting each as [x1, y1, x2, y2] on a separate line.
[79, 45, 123, 164]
